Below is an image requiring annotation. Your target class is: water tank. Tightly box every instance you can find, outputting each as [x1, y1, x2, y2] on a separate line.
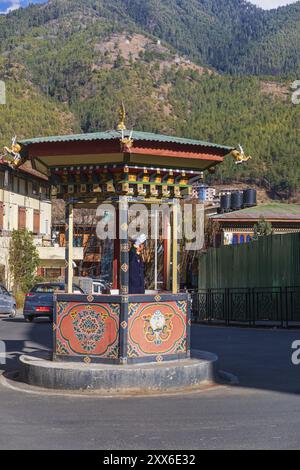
[243, 189, 257, 208]
[231, 191, 243, 211]
[220, 193, 231, 212]
[198, 185, 207, 202]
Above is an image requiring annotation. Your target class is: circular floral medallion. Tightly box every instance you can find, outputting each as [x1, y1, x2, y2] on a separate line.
[73, 310, 105, 353]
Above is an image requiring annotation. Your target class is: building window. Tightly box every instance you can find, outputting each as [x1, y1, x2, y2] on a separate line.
[240, 235, 245, 244]
[44, 219, 49, 236]
[44, 268, 62, 280]
[13, 176, 19, 193]
[246, 235, 252, 243]
[0, 172, 4, 189]
[4, 171, 9, 189]
[28, 182, 33, 195]
[18, 207, 26, 230]
[32, 182, 38, 195]
[232, 234, 238, 245]
[19, 178, 26, 195]
[33, 210, 40, 235]
[40, 185, 49, 200]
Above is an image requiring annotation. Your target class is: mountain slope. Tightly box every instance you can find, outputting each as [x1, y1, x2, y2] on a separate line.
[0, 57, 78, 148]
[0, 0, 299, 196]
[0, 0, 300, 76]
[116, 0, 300, 76]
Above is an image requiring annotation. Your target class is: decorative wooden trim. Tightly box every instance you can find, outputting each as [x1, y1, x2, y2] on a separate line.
[129, 146, 224, 162]
[119, 196, 129, 363]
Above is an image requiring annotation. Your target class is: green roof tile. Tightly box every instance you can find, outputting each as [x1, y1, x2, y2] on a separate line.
[214, 203, 300, 220]
[20, 130, 233, 152]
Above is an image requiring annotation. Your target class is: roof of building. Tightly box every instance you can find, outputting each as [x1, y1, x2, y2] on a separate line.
[19, 130, 233, 152]
[0, 160, 48, 182]
[213, 203, 300, 222]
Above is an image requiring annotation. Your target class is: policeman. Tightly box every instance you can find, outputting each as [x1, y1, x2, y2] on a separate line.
[129, 234, 147, 295]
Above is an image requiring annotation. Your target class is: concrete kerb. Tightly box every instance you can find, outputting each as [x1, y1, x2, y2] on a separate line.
[17, 350, 224, 394]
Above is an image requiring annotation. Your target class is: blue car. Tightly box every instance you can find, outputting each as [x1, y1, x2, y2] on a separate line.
[0, 285, 17, 318]
[23, 283, 84, 323]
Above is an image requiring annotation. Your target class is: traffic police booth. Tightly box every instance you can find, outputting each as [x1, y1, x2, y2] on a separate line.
[18, 112, 232, 367]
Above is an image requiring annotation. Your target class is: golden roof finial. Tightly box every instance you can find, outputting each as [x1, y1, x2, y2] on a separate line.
[0, 136, 23, 168]
[230, 144, 252, 165]
[117, 102, 127, 131]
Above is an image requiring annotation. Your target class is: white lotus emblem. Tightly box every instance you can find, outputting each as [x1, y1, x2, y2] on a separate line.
[150, 310, 166, 345]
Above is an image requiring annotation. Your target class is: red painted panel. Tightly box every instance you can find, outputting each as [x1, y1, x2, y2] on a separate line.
[28, 141, 121, 157]
[55, 302, 120, 359]
[128, 301, 187, 358]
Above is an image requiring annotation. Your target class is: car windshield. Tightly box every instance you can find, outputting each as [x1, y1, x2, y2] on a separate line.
[31, 284, 83, 294]
[32, 285, 64, 293]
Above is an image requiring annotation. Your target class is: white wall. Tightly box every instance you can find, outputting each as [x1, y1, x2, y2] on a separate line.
[0, 189, 51, 235]
[0, 184, 52, 287]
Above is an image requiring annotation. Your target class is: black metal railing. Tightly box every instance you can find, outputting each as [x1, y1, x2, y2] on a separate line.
[190, 287, 300, 328]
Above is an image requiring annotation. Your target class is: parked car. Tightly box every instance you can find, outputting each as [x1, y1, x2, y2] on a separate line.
[23, 283, 84, 323]
[0, 285, 17, 318]
[75, 276, 111, 295]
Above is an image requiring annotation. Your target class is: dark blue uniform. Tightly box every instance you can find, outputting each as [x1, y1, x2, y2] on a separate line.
[129, 247, 145, 294]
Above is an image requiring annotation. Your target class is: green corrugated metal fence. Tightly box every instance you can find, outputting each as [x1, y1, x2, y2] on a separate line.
[199, 233, 300, 289]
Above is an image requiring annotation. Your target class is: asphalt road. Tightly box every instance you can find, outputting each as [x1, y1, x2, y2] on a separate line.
[0, 313, 300, 450]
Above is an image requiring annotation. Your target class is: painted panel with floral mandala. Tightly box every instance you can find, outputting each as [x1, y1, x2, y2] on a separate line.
[55, 302, 120, 359]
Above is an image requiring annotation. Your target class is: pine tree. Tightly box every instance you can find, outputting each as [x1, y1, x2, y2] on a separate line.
[253, 218, 273, 240]
[8, 229, 40, 294]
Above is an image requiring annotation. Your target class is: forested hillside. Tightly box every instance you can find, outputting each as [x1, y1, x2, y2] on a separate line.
[0, 0, 299, 196]
[0, 57, 78, 147]
[1, 0, 299, 76]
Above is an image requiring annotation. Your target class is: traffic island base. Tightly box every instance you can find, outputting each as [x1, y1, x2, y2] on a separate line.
[19, 350, 219, 393]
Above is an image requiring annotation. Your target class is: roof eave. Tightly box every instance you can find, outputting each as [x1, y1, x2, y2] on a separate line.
[19, 130, 234, 154]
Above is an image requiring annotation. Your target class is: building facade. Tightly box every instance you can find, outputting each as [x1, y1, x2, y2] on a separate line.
[0, 161, 85, 286]
[0, 161, 52, 285]
[212, 203, 300, 247]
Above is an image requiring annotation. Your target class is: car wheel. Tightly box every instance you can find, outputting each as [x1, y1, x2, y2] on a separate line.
[10, 306, 17, 318]
[25, 317, 34, 323]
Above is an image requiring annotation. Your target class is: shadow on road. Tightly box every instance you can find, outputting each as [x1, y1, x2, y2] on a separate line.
[0, 315, 52, 374]
[192, 324, 300, 395]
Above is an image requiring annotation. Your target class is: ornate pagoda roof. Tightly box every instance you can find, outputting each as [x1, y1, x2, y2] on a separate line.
[20, 130, 233, 152]
[18, 128, 234, 176]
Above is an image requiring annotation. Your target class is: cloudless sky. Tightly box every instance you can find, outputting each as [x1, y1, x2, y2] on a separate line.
[0, 0, 299, 14]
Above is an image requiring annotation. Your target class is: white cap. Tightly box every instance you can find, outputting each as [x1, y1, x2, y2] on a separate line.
[134, 233, 147, 247]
